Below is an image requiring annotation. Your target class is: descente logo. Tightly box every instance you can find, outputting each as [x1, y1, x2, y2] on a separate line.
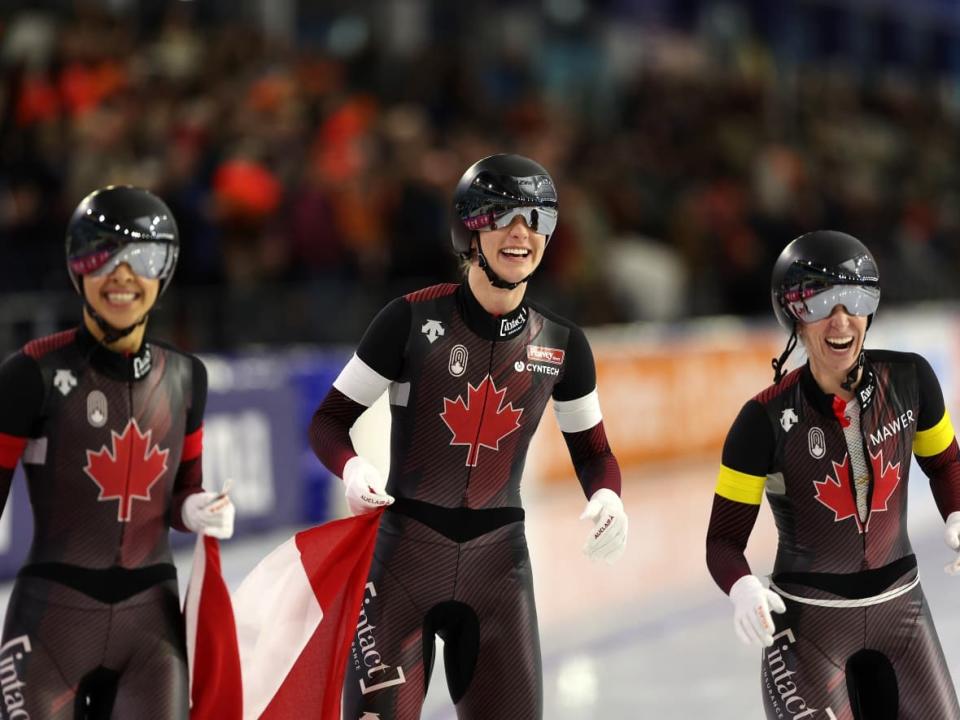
[1, 635, 32, 719]
[355, 582, 407, 696]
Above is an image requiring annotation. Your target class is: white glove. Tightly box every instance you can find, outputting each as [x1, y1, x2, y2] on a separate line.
[342, 455, 394, 516]
[729, 574, 786, 647]
[944, 511, 960, 575]
[182, 491, 236, 539]
[579, 488, 627, 564]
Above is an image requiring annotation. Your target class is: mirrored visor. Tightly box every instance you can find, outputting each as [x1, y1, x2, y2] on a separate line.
[784, 283, 880, 323]
[69, 242, 177, 280]
[462, 205, 558, 237]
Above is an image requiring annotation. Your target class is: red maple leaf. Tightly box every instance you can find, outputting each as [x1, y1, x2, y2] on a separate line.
[440, 375, 523, 466]
[813, 455, 862, 531]
[84, 419, 169, 522]
[869, 447, 901, 514]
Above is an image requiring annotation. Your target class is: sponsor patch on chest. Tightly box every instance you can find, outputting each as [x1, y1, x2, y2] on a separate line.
[868, 410, 915, 446]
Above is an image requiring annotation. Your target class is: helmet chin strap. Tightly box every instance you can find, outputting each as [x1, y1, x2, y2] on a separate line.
[475, 237, 534, 291]
[840, 344, 866, 392]
[84, 300, 148, 346]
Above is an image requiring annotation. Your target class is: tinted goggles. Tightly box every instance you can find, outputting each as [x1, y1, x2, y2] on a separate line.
[462, 204, 558, 237]
[783, 283, 880, 323]
[69, 242, 177, 280]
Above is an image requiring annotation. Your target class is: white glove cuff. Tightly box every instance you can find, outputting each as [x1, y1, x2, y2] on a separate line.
[588, 488, 623, 510]
[729, 574, 764, 601]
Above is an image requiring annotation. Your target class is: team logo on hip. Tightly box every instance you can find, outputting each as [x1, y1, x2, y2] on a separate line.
[808, 427, 825, 459]
[0, 634, 32, 718]
[83, 419, 169, 522]
[440, 375, 523, 466]
[53, 369, 77, 396]
[780, 408, 799, 432]
[87, 391, 108, 428]
[813, 449, 901, 532]
[421, 319, 444, 344]
[355, 582, 407, 697]
[765, 629, 838, 719]
[449, 344, 468, 377]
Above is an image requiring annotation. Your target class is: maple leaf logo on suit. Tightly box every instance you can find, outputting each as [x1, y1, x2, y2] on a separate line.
[440, 375, 524, 466]
[83, 418, 170, 521]
[812, 449, 901, 533]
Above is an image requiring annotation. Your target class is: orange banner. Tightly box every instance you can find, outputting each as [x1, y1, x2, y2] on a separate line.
[529, 332, 785, 484]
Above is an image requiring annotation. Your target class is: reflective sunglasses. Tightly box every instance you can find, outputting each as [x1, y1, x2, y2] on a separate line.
[783, 283, 880, 323]
[69, 242, 177, 280]
[462, 205, 559, 237]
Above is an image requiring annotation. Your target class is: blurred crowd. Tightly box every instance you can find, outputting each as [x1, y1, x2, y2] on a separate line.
[1, 0, 960, 350]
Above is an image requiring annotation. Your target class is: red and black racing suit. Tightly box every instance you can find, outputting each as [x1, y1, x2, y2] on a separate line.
[310, 283, 621, 720]
[707, 351, 960, 719]
[0, 326, 207, 720]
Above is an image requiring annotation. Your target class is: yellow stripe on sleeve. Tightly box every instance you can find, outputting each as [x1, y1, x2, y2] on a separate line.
[715, 465, 766, 505]
[914, 410, 955, 458]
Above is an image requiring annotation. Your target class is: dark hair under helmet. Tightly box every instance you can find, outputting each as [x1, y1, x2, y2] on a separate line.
[451, 153, 559, 255]
[66, 185, 179, 297]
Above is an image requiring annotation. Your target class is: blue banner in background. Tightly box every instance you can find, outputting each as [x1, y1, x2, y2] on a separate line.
[0, 349, 351, 579]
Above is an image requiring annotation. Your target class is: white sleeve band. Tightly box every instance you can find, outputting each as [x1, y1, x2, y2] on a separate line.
[333, 354, 392, 408]
[553, 388, 603, 433]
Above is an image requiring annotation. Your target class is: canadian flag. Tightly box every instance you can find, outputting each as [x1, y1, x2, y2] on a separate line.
[185, 511, 382, 720]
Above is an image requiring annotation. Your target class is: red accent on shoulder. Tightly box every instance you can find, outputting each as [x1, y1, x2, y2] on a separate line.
[182, 425, 203, 462]
[23, 329, 78, 359]
[404, 284, 458, 303]
[0, 432, 28, 469]
[754, 366, 802, 405]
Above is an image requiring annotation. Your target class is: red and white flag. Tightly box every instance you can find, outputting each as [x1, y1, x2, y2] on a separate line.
[185, 511, 382, 720]
[185, 535, 243, 720]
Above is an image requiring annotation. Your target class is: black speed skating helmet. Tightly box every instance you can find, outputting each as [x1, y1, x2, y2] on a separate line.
[771, 230, 880, 330]
[451, 153, 559, 255]
[66, 186, 180, 297]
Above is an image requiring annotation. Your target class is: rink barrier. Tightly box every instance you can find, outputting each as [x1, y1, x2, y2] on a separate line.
[0, 349, 349, 579]
[0, 307, 955, 578]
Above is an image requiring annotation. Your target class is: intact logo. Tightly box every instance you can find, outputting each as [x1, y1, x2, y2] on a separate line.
[813, 449, 901, 533]
[133, 345, 152, 379]
[780, 408, 799, 432]
[355, 582, 406, 697]
[53, 369, 77, 396]
[83, 419, 170, 521]
[440, 375, 523, 466]
[499, 306, 528, 337]
[421, 319, 444, 344]
[0, 634, 32, 718]
[764, 628, 837, 719]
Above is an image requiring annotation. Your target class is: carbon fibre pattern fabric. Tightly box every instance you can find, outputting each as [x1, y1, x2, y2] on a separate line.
[560, 420, 620, 498]
[1, 577, 188, 719]
[761, 358, 919, 578]
[391, 291, 566, 508]
[760, 580, 959, 719]
[404, 283, 459, 303]
[342, 513, 541, 720]
[23, 328, 77, 360]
